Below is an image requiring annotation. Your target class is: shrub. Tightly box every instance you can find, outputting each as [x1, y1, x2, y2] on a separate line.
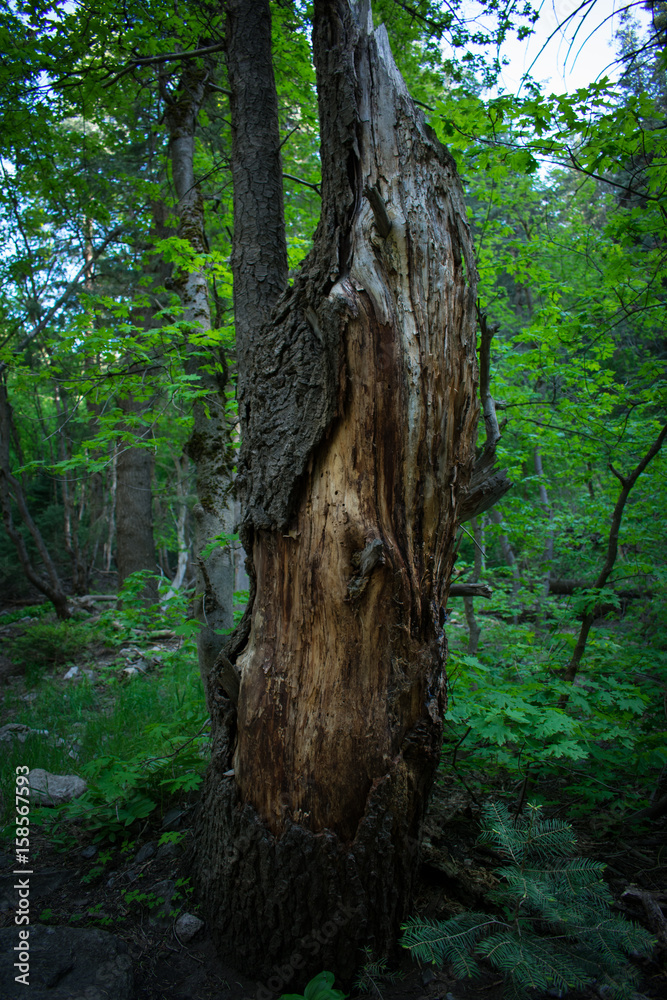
[9, 619, 93, 682]
[401, 802, 654, 999]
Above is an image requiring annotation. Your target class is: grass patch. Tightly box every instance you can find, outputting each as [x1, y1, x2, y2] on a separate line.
[0, 582, 209, 846]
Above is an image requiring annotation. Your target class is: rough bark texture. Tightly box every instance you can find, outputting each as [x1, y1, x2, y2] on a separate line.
[165, 58, 236, 682]
[195, 0, 478, 981]
[226, 0, 289, 457]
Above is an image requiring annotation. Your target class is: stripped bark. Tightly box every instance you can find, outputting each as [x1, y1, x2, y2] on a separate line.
[164, 56, 235, 680]
[195, 0, 478, 978]
[451, 581, 492, 599]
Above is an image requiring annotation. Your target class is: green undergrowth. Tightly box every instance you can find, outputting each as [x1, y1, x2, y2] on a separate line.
[442, 574, 667, 828]
[401, 802, 654, 999]
[0, 574, 211, 847]
[281, 971, 348, 1000]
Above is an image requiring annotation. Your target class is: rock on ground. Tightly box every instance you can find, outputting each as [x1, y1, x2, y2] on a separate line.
[175, 912, 205, 943]
[0, 924, 134, 1000]
[28, 768, 87, 805]
[0, 870, 69, 912]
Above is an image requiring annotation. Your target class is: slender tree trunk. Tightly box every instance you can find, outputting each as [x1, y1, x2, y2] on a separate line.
[114, 202, 170, 606]
[54, 385, 88, 594]
[562, 423, 667, 692]
[194, 1, 478, 980]
[115, 396, 159, 604]
[533, 444, 553, 602]
[162, 454, 191, 602]
[460, 311, 508, 652]
[164, 56, 236, 685]
[491, 508, 520, 623]
[0, 381, 70, 618]
[104, 445, 117, 574]
[463, 516, 484, 655]
[81, 219, 107, 578]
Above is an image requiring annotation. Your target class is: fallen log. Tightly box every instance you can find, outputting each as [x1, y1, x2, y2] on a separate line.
[449, 583, 493, 599]
[548, 579, 652, 600]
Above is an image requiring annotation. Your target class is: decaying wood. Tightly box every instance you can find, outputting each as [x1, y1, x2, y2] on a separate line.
[195, 0, 479, 978]
[451, 582, 492, 599]
[234, 1, 477, 837]
[549, 578, 652, 599]
[621, 886, 667, 946]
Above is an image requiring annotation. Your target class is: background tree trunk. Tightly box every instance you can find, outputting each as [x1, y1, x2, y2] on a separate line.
[194, 0, 478, 980]
[164, 57, 236, 681]
[463, 516, 484, 654]
[115, 398, 159, 605]
[534, 443, 553, 602]
[114, 201, 171, 606]
[0, 381, 70, 618]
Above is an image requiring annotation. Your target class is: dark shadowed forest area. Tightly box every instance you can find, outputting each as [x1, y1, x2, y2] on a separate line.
[0, 1, 666, 999]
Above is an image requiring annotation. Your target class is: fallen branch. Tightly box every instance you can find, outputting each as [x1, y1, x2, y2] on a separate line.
[449, 583, 493, 599]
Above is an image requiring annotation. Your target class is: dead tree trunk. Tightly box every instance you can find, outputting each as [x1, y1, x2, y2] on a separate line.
[195, 0, 479, 980]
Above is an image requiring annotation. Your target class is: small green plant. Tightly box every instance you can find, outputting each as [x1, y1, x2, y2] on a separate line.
[353, 947, 404, 997]
[86, 902, 114, 927]
[400, 802, 654, 999]
[281, 971, 348, 1000]
[9, 618, 93, 682]
[158, 830, 185, 847]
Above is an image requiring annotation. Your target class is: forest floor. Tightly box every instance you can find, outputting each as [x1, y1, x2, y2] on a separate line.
[0, 600, 665, 1000]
